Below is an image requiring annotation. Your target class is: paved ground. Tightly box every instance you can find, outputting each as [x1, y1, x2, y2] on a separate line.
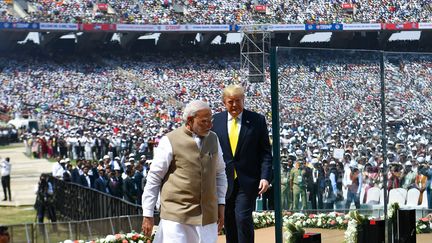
[218, 227, 432, 243]
[0, 144, 52, 206]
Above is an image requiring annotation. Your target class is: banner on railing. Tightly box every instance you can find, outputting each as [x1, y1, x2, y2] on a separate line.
[382, 22, 419, 30]
[305, 24, 343, 31]
[0, 22, 39, 29]
[116, 24, 158, 31]
[236, 25, 270, 32]
[116, 24, 230, 32]
[40, 23, 79, 31]
[343, 23, 381, 30]
[419, 22, 432, 29]
[268, 24, 305, 31]
[80, 23, 117, 31]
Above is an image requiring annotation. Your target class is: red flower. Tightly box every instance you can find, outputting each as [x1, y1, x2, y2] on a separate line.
[330, 220, 336, 225]
[122, 239, 128, 243]
[343, 220, 348, 224]
[420, 218, 429, 222]
[309, 214, 316, 219]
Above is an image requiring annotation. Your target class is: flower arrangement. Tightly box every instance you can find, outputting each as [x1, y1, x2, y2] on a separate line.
[387, 202, 400, 223]
[60, 232, 153, 243]
[253, 211, 275, 229]
[284, 222, 305, 243]
[95, 232, 153, 243]
[282, 211, 349, 230]
[343, 211, 367, 243]
[416, 214, 432, 234]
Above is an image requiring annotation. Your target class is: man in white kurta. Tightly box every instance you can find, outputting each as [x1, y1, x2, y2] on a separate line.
[142, 100, 227, 243]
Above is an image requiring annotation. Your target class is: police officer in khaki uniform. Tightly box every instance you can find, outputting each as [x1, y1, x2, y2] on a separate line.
[290, 159, 307, 210]
[281, 157, 293, 210]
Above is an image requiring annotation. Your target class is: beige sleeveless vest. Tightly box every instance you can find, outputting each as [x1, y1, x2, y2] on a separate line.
[160, 126, 219, 225]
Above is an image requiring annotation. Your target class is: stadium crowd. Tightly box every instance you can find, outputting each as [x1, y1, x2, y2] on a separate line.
[1, 50, 432, 210]
[0, 0, 430, 24]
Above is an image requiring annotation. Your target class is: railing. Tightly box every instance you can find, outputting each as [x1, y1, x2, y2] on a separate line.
[49, 176, 142, 221]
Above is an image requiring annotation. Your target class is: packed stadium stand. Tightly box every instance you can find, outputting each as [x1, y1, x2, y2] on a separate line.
[1, 0, 430, 24]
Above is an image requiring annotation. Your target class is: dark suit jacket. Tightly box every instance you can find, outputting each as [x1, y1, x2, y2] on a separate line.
[123, 176, 138, 203]
[94, 176, 109, 193]
[79, 174, 94, 188]
[212, 109, 272, 198]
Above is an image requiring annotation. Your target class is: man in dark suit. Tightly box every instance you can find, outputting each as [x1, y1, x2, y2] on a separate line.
[79, 165, 94, 188]
[94, 169, 109, 193]
[212, 84, 272, 243]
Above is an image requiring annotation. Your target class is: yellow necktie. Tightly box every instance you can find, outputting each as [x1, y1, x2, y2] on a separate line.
[229, 117, 239, 179]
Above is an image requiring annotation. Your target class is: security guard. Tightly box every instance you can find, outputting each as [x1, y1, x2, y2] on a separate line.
[290, 159, 307, 210]
[281, 157, 293, 210]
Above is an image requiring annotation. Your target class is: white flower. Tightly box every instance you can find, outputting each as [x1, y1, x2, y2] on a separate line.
[63, 240, 73, 243]
[104, 235, 116, 242]
[138, 241, 144, 243]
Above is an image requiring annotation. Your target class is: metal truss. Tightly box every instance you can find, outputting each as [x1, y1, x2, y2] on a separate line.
[240, 31, 271, 83]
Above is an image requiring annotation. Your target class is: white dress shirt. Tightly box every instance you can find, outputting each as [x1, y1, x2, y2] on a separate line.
[1, 159, 11, 176]
[52, 162, 65, 178]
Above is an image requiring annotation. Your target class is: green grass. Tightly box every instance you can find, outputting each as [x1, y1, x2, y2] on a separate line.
[0, 206, 36, 225]
[0, 143, 23, 150]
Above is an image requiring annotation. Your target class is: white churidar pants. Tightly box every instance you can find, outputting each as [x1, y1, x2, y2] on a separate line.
[153, 219, 218, 243]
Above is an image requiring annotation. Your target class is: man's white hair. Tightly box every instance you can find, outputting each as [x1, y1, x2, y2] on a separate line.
[182, 100, 211, 122]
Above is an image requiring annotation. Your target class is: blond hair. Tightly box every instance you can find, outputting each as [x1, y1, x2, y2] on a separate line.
[222, 84, 245, 100]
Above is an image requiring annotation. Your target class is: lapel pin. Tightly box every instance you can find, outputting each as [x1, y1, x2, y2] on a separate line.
[246, 120, 250, 124]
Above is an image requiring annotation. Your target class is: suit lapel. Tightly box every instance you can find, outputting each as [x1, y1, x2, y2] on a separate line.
[235, 110, 250, 157]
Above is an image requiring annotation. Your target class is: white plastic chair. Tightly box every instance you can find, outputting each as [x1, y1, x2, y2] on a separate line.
[380, 188, 385, 205]
[405, 188, 420, 207]
[366, 187, 380, 204]
[420, 191, 429, 208]
[359, 185, 366, 204]
[388, 188, 407, 205]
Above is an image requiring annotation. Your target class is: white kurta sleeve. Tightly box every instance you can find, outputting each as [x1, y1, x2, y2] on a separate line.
[142, 136, 173, 217]
[215, 138, 227, 205]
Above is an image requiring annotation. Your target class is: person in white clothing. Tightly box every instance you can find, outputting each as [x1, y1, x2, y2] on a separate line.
[141, 100, 227, 243]
[1, 157, 12, 201]
[52, 158, 66, 179]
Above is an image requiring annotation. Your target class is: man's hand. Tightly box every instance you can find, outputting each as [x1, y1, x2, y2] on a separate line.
[142, 216, 154, 237]
[217, 204, 225, 233]
[258, 179, 270, 195]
